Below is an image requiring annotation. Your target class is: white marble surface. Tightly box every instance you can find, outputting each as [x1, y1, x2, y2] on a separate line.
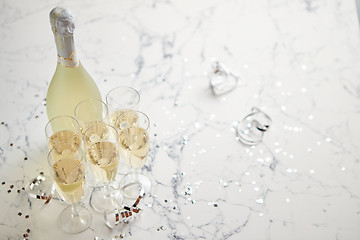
[1, 0, 360, 239]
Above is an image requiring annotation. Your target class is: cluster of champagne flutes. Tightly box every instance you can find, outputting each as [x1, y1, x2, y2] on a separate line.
[43, 86, 151, 233]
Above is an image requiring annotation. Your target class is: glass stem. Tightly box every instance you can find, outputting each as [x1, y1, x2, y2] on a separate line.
[101, 184, 111, 199]
[71, 204, 79, 218]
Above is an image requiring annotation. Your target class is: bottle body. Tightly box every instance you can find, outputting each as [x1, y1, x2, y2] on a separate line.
[46, 62, 101, 120]
[46, 7, 101, 121]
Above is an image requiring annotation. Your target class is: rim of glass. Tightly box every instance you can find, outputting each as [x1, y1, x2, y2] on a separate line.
[83, 122, 119, 142]
[45, 115, 80, 138]
[105, 86, 140, 110]
[250, 107, 272, 124]
[74, 98, 109, 122]
[115, 110, 150, 131]
[47, 147, 84, 168]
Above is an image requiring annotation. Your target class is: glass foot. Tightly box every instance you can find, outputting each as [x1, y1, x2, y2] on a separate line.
[120, 173, 150, 199]
[90, 188, 123, 213]
[58, 204, 92, 234]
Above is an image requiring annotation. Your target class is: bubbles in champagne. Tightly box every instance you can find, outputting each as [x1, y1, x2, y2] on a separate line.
[53, 158, 85, 204]
[87, 141, 120, 183]
[49, 130, 81, 157]
[83, 121, 109, 145]
[111, 110, 138, 129]
[119, 126, 149, 169]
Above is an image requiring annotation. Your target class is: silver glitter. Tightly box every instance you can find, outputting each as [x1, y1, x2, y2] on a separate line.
[256, 199, 264, 204]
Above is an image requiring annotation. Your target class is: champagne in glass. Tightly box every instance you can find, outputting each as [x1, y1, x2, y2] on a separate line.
[45, 115, 81, 151]
[48, 129, 82, 158]
[118, 125, 149, 169]
[52, 156, 86, 204]
[87, 141, 120, 183]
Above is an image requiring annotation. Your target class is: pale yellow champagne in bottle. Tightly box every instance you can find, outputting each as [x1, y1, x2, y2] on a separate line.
[46, 7, 101, 126]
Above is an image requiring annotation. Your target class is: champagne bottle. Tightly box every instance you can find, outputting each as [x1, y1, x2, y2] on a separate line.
[46, 6, 101, 122]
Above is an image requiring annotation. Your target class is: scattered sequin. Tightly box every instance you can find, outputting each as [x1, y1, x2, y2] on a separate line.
[256, 199, 264, 204]
[280, 106, 286, 111]
[325, 137, 332, 142]
[310, 169, 315, 174]
[285, 198, 290, 203]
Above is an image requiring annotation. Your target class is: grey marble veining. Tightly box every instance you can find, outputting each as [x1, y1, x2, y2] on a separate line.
[1, 0, 360, 239]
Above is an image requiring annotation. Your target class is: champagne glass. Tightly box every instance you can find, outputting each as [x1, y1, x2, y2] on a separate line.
[74, 98, 109, 136]
[106, 86, 140, 175]
[105, 86, 140, 127]
[48, 147, 91, 233]
[83, 122, 122, 213]
[116, 110, 151, 199]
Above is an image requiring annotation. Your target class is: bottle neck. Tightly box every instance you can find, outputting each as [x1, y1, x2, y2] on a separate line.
[54, 34, 79, 68]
